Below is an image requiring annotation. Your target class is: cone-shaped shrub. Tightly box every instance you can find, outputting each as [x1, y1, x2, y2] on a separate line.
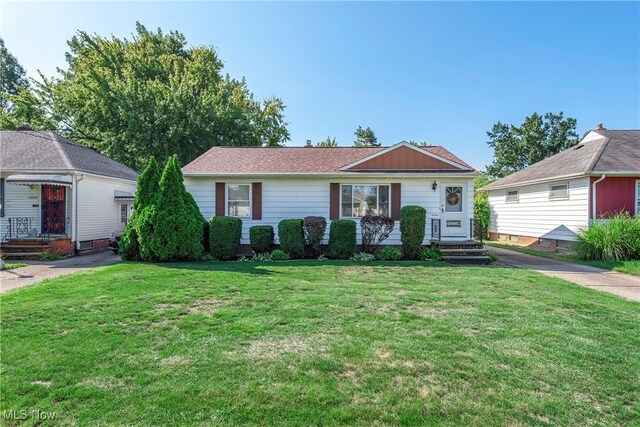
[210, 216, 242, 260]
[328, 220, 357, 259]
[400, 205, 426, 259]
[278, 219, 305, 259]
[141, 156, 204, 261]
[120, 156, 160, 260]
[250, 225, 274, 253]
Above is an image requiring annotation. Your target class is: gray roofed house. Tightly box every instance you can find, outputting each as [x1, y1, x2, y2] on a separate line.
[1, 128, 139, 258]
[482, 126, 640, 249]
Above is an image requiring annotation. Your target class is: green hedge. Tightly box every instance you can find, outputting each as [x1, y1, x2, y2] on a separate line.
[400, 205, 426, 259]
[210, 216, 242, 260]
[328, 220, 357, 259]
[278, 219, 305, 259]
[250, 225, 274, 253]
[576, 213, 640, 261]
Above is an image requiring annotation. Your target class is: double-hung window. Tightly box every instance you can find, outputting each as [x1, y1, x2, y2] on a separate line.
[341, 184, 390, 218]
[227, 184, 251, 217]
[506, 190, 519, 203]
[549, 183, 569, 200]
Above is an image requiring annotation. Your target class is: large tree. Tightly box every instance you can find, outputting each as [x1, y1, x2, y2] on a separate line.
[353, 126, 380, 147]
[2, 23, 290, 170]
[485, 112, 579, 178]
[0, 38, 28, 110]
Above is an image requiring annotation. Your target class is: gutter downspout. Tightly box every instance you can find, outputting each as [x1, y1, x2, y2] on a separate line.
[74, 174, 84, 253]
[591, 174, 606, 221]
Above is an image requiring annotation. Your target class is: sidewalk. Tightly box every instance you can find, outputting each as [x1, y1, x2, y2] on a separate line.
[0, 251, 120, 293]
[488, 246, 640, 302]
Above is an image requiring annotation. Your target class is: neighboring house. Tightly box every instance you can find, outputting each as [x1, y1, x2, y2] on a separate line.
[0, 128, 138, 256]
[481, 127, 640, 250]
[182, 141, 479, 246]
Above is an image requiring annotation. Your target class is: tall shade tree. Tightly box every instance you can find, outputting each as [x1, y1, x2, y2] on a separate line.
[5, 23, 290, 170]
[316, 137, 338, 147]
[485, 112, 579, 178]
[0, 38, 28, 110]
[353, 126, 380, 147]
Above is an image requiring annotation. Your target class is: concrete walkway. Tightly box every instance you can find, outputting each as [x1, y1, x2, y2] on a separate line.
[0, 251, 120, 293]
[488, 246, 640, 302]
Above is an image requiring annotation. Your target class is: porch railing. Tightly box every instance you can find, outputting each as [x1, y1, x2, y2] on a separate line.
[42, 217, 71, 239]
[2, 217, 35, 242]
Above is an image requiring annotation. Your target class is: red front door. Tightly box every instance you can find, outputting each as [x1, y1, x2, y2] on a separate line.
[41, 185, 66, 234]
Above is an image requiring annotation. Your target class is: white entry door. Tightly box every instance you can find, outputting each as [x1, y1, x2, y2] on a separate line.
[440, 184, 467, 237]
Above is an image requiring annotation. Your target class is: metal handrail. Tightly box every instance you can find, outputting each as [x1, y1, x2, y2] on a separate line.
[42, 217, 70, 239]
[2, 217, 34, 242]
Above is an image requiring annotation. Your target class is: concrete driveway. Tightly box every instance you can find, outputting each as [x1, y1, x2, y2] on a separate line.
[1, 250, 120, 293]
[489, 246, 640, 302]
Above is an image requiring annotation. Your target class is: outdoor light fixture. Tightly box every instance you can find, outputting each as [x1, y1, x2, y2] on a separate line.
[432, 181, 438, 191]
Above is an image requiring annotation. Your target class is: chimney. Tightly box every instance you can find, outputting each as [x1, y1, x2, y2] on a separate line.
[305, 139, 313, 148]
[595, 123, 605, 131]
[17, 123, 32, 131]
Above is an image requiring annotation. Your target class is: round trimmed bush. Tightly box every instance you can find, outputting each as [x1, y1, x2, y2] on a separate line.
[250, 225, 274, 253]
[303, 216, 327, 256]
[210, 216, 242, 260]
[278, 219, 305, 259]
[328, 219, 357, 259]
[400, 205, 426, 259]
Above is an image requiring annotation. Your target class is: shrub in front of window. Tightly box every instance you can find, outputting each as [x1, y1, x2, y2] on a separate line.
[360, 215, 394, 254]
[303, 216, 327, 256]
[210, 216, 242, 260]
[328, 219, 357, 259]
[270, 249, 290, 261]
[278, 219, 305, 259]
[250, 225, 274, 254]
[400, 205, 426, 259]
[141, 156, 204, 261]
[121, 156, 160, 261]
[377, 246, 402, 261]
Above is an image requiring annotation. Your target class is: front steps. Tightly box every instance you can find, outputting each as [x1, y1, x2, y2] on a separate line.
[433, 240, 492, 264]
[0, 237, 71, 260]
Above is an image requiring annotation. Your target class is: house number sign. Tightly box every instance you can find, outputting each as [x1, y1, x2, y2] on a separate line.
[446, 220, 461, 227]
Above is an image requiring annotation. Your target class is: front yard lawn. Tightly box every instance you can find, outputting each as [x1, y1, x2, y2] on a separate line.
[1, 262, 639, 425]
[487, 242, 640, 277]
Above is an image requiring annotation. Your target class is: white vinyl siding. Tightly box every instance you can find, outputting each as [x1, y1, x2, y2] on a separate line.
[76, 174, 136, 242]
[488, 178, 589, 241]
[185, 177, 475, 245]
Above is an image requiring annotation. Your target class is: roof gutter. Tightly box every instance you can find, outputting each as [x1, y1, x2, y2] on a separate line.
[591, 174, 606, 221]
[182, 171, 480, 179]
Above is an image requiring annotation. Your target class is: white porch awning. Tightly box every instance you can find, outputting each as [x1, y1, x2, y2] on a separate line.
[6, 174, 73, 187]
[114, 190, 135, 200]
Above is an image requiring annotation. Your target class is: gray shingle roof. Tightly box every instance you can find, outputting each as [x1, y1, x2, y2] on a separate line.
[481, 129, 640, 190]
[0, 131, 138, 181]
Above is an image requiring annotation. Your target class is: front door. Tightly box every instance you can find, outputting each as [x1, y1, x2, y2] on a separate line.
[41, 185, 66, 234]
[440, 184, 466, 237]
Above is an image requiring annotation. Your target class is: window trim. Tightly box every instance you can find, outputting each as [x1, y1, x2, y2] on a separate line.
[225, 183, 252, 218]
[506, 189, 519, 204]
[549, 183, 569, 200]
[339, 184, 391, 219]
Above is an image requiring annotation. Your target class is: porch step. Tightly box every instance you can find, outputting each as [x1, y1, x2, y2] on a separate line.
[0, 244, 50, 253]
[442, 255, 492, 265]
[440, 248, 488, 255]
[4, 238, 52, 246]
[1, 252, 45, 260]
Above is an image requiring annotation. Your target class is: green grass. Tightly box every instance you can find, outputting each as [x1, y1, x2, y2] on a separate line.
[1, 261, 639, 426]
[2, 262, 27, 271]
[487, 242, 640, 277]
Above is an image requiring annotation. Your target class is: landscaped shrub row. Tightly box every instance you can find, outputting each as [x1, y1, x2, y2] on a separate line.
[210, 217, 242, 260]
[249, 225, 274, 253]
[328, 220, 357, 259]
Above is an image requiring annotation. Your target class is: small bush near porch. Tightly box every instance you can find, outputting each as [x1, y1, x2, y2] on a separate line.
[1, 263, 638, 425]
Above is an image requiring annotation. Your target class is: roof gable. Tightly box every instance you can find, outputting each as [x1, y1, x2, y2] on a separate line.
[340, 143, 470, 171]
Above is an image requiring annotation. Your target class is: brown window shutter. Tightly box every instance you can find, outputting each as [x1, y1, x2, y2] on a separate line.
[391, 183, 401, 220]
[330, 183, 340, 220]
[252, 182, 262, 220]
[215, 182, 225, 216]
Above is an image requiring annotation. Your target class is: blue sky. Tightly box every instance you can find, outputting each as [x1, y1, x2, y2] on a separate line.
[2, 1, 639, 169]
